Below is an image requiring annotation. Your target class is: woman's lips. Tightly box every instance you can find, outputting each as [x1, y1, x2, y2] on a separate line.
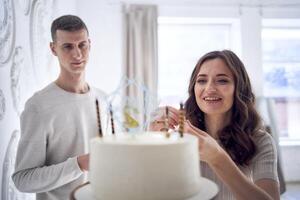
[203, 97, 222, 101]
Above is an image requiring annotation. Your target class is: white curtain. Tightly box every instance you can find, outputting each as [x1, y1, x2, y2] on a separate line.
[123, 4, 158, 130]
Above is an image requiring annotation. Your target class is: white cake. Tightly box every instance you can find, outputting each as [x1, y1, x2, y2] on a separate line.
[89, 132, 201, 200]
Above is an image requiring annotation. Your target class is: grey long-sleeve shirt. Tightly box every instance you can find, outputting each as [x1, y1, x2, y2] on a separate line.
[12, 82, 107, 200]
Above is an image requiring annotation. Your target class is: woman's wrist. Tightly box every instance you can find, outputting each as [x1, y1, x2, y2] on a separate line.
[208, 148, 229, 168]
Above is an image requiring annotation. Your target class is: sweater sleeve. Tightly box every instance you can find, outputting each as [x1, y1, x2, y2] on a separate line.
[250, 133, 279, 182]
[12, 102, 83, 193]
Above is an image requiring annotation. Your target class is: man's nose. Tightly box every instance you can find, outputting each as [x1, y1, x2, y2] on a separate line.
[72, 47, 82, 59]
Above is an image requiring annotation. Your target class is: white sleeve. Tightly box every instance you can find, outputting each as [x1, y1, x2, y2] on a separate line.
[12, 103, 83, 193]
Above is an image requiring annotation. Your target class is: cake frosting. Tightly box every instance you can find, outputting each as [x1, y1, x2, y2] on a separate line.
[89, 132, 201, 200]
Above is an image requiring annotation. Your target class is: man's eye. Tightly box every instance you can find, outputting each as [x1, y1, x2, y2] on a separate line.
[63, 45, 72, 50]
[79, 43, 88, 49]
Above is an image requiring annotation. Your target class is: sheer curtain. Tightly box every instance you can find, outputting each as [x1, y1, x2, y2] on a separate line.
[123, 4, 158, 129]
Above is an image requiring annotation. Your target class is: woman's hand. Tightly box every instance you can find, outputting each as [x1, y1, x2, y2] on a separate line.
[185, 120, 226, 166]
[149, 106, 180, 131]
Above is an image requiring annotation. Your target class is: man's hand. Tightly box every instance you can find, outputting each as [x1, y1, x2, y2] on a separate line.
[77, 154, 89, 171]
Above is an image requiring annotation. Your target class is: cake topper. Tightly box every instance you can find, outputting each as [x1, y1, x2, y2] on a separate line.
[107, 77, 157, 133]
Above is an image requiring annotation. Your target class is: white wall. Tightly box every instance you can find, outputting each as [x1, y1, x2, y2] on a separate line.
[76, 0, 123, 94]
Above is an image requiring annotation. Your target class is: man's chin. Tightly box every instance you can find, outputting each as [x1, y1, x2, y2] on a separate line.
[69, 67, 85, 75]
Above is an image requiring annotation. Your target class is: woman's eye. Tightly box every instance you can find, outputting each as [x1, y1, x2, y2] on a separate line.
[196, 79, 206, 84]
[217, 79, 229, 84]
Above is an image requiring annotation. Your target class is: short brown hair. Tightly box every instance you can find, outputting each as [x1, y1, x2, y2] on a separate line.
[51, 15, 89, 41]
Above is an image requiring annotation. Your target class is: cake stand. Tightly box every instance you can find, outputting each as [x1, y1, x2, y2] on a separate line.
[71, 177, 218, 200]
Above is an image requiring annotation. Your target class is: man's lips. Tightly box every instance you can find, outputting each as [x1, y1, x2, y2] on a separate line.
[71, 61, 84, 65]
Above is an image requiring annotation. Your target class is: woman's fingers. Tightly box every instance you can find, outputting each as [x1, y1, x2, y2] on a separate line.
[149, 106, 178, 131]
[185, 120, 207, 137]
[150, 106, 180, 131]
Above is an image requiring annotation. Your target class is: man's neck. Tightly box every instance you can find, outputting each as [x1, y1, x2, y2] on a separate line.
[55, 73, 89, 94]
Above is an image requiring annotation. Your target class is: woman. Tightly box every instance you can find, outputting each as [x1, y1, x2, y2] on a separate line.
[150, 50, 280, 200]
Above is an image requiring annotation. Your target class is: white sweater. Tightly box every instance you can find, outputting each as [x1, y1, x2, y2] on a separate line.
[12, 82, 107, 200]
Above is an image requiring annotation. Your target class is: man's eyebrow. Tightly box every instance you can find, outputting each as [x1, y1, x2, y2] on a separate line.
[60, 42, 73, 46]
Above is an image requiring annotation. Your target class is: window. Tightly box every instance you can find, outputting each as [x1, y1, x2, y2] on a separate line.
[158, 17, 240, 107]
[262, 19, 300, 140]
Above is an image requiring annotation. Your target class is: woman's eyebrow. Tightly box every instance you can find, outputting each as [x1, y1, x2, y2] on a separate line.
[216, 74, 230, 77]
[197, 74, 207, 78]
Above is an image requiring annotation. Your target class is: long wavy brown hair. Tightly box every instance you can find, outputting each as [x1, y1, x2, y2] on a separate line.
[185, 50, 262, 166]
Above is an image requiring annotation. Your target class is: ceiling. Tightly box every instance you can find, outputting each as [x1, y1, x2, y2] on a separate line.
[106, 0, 300, 7]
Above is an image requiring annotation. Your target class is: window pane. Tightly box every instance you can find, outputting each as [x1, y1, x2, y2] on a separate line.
[262, 25, 300, 139]
[158, 18, 233, 107]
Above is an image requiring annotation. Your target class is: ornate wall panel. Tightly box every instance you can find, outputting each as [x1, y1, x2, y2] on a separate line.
[29, 0, 54, 84]
[1, 130, 34, 200]
[10, 46, 36, 116]
[0, 89, 5, 121]
[0, 0, 16, 65]
[17, 0, 31, 15]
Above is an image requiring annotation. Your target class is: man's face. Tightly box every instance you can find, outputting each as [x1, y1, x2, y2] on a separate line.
[50, 29, 90, 75]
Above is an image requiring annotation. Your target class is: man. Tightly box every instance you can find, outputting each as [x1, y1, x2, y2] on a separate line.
[12, 15, 107, 200]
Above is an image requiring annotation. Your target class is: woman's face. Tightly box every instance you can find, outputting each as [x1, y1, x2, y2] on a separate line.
[194, 58, 235, 117]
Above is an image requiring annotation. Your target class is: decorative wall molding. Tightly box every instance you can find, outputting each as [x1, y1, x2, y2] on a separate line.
[1, 130, 34, 200]
[10, 46, 36, 116]
[0, 90, 5, 121]
[17, 0, 31, 15]
[29, 0, 54, 84]
[0, 0, 16, 65]
[10, 47, 24, 116]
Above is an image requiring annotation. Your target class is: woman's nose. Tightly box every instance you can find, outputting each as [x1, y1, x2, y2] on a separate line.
[205, 81, 217, 92]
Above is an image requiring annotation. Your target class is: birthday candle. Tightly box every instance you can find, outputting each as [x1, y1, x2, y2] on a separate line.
[95, 99, 103, 137]
[165, 106, 170, 138]
[110, 103, 115, 135]
[179, 102, 184, 137]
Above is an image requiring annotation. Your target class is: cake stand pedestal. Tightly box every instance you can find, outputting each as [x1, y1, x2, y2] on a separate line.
[71, 177, 218, 200]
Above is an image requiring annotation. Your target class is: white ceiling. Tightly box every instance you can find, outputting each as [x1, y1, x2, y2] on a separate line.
[106, 0, 300, 7]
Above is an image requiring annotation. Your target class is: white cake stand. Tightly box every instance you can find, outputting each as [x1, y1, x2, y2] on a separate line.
[71, 177, 218, 200]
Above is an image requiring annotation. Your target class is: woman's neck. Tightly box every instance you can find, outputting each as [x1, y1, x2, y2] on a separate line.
[204, 112, 231, 139]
